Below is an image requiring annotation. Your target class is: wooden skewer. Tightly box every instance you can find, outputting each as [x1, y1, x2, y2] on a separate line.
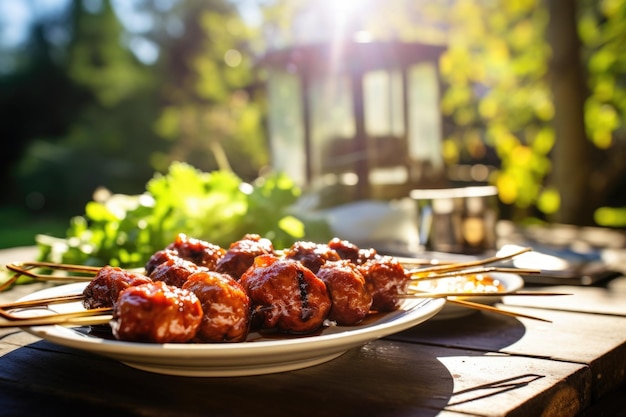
[7, 261, 103, 274]
[0, 306, 111, 322]
[445, 298, 552, 323]
[0, 313, 112, 328]
[0, 294, 85, 310]
[1, 261, 101, 292]
[400, 291, 570, 298]
[405, 247, 533, 276]
[409, 266, 541, 281]
[6, 261, 101, 280]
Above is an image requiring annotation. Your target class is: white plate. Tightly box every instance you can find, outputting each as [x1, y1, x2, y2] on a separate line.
[411, 272, 524, 320]
[18, 282, 445, 377]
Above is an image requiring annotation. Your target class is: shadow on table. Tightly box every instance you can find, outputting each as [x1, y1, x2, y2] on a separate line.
[0, 337, 452, 417]
[390, 309, 528, 352]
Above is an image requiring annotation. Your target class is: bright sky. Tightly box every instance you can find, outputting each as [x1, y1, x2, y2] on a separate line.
[0, 0, 70, 47]
[0, 0, 262, 66]
[0, 0, 262, 46]
[0, 0, 165, 64]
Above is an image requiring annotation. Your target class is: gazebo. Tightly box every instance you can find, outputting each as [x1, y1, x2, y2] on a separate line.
[261, 40, 447, 204]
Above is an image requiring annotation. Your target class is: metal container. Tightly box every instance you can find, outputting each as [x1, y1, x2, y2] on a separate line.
[410, 186, 499, 254]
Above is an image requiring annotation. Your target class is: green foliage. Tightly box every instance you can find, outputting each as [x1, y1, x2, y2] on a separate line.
[595, 206, 626, 227]
[152, 1, 268, 180]
[67, 0, 152, 107]
[579, 0, 626, 149]
[36, 162, 332, 268]
[437, 0, 553, 216]
[436, 0, 626, 223]
[3, 0, 273, 227]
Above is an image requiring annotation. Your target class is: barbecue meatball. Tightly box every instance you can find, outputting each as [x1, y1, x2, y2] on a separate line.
[356, 248, 379, 264]
[149, 256, 207, 288]
[283, 241, 340, 273]
[182, 271, 251, 342]
[240, 254, 331, 334]
[111, 281, 203, 343]
[166, 233, 225, 270]
[215, 234, 274, 280]
[327, 238, 379, 265]
[358, 256, 409, 312]
[82, 265, 153, 309]
[316, 260, 373, 325]
[327, 238, 360, 264]
[144, 249, 179, 276]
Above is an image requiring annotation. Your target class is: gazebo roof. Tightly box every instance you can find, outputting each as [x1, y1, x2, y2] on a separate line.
[259, 40, 447, 75]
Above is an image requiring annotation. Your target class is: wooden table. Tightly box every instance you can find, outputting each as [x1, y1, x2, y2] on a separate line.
[1, 233, 625, 417]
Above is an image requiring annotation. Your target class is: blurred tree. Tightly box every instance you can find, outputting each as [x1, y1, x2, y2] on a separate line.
[151, 0, 269, 181]
[7, 0, 271, 220]
[15, 0, 162, 215]
[438, 0, 626, 226]
[435, 0, 557, 222]
[548, 0, 594, 224]
[0, 20, 91, 208]
[67, 0, 153, 107]
[577, 0, 626, 226]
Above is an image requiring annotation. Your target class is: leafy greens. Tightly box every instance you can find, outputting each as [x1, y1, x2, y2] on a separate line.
[36, 161, 332, 268]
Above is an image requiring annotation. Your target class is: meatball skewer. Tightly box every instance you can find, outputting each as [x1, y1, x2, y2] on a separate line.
[111, 281, 203, 343]
[182, 270, 252, 343]
[240, 254, 332, 334]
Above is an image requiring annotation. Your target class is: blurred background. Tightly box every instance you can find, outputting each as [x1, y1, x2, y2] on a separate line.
[1, 0, 625, 250]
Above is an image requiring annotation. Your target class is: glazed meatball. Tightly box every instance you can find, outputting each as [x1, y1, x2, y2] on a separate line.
[358, 256, 409, 312]
[166, 233, 225, 270]
[83, 265, 153, 309]
[356, 248, 379, 264]
[144, 249, 179, 276]
[283, 241, 340, 273]
[183, 271, 251, 342]
[215, 234, 274, 280]
[327, 238, 361, 264]
[240, 254, 331, 334]
[111, 281, 203, 343]
[327, 238, 379, 265]
[316, 260, 373, 325]
[149, 256, 207, 288]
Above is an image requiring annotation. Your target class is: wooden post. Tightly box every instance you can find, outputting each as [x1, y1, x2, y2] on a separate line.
[351, 69, 369, 199]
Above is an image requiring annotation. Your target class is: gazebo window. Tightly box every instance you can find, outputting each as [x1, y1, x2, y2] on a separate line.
[261, 40, 447, 203]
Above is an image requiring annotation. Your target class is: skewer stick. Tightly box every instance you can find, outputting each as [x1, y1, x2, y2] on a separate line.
[0, 294, 85, 310]
[405, 247, 533, 276]
[0, 306, 111, 322]
[400, 291, 570, 298]
[2, 262, 145, 290]
[6, 261, 101, 280]
[445, 298, 552, 322]
[1, 261, 101, 292]
[409, 266, 541, 281]
[0, 313, 112, 328]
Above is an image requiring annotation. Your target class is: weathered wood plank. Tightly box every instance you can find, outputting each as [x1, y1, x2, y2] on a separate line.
[392, 306, 626, 401]
[0, 332, 589, 417]
[503, 278, 626, 316]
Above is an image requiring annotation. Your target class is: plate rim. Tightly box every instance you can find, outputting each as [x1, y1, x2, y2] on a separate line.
[418, 272, 524, 320]
[19, 282, 445, 375]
